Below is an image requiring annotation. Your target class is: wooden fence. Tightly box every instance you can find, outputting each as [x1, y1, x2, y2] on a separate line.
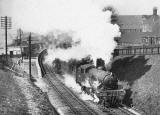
[114, 45, 160, 56]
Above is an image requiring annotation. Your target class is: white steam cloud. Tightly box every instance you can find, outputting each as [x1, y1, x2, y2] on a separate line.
[63, 74, 82, 93]
[63, 74, 99, 102]
[10, 0, 120, 64]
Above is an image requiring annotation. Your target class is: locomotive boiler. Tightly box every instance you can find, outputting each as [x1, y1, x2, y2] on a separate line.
[75, 63, 126, 107]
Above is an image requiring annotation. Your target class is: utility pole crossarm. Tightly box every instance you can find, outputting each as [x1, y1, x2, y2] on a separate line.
[1, 16, 12, 60]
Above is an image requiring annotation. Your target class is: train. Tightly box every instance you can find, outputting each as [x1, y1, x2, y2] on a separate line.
[40, 49, 126, 107]
[71, 58, 126, 107]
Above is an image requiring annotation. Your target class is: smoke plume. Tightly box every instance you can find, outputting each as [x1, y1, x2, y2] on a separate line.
[10, 0, 120, 64]
[63, 74, 99, 102]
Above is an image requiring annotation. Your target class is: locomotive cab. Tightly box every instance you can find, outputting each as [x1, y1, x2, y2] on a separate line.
[76, 64, 95, 84]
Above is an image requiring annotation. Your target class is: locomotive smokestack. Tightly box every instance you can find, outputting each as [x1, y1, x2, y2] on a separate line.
[96, 58, 105, 70]
[153, 7, 158, 16]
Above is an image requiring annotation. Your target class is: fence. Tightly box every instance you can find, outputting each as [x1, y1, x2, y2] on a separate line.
[114, 45, 160, 56]
[4, 57, 28, 77]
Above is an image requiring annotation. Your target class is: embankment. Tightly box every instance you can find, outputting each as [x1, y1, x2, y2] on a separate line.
[111, 55, 160, 115]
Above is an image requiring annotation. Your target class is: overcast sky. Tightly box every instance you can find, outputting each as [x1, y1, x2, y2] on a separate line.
[106, 0, 160, 15]
[1, 0, 160, 15]
[0, 0, 160, 47]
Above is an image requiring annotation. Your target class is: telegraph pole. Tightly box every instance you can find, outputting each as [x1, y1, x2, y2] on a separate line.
[19, 29, 23, 61]
[5, 17, 7, 60]
[1, 16, 12, 60]
[29, 33, 31, 80]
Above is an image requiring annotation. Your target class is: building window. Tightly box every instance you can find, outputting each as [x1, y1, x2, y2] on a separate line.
[121, 29, 142, 33]
[142, 37, 160, 45]
[142, 24, 152, 32]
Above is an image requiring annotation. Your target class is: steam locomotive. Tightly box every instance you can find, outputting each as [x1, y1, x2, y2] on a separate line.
[74, 59, 126, 107]
[53, 55, 126, 107]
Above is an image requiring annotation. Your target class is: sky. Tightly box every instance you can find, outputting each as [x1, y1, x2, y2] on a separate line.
[1, 0, 160, 16]
[103, 0, 160, 15]
[0, 0, 160, 47]
[0, 0, 160, 31]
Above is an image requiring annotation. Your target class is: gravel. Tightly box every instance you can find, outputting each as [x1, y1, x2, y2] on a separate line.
[13, 74, 58, 115]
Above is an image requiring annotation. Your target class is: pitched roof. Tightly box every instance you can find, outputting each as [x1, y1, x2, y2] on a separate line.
[117, 15, 143, 29]
[118, 15, 160, 29]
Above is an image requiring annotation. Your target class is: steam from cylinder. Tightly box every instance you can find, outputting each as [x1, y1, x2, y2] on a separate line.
[63, 74, 99, 102]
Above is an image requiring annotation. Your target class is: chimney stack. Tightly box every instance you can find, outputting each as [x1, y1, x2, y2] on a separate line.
[153, 7, 158, 16]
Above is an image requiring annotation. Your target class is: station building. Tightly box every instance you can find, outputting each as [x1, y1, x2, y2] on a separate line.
[115, 7, 160, 47]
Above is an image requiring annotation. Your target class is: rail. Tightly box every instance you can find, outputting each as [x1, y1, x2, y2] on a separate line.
[118, 104, 142, 115]
[38, 49, 98, 115]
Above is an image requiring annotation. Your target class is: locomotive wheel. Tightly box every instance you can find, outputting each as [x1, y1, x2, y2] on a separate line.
[110, 96, 120, 107]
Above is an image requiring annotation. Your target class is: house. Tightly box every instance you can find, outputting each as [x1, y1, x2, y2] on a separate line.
[5, 32, 44, 57]
[115, 7, 160, 47]
[0, 46, 21, 57]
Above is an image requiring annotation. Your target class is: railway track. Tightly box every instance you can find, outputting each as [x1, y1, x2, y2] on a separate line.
[103, 105, 141, 115]
[38, 49, 98, 115]
[38, 49, 141, 115]
[45, 65, 140, 115]
[45, 65, 98, 115]
[118, 106, 140, 115]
